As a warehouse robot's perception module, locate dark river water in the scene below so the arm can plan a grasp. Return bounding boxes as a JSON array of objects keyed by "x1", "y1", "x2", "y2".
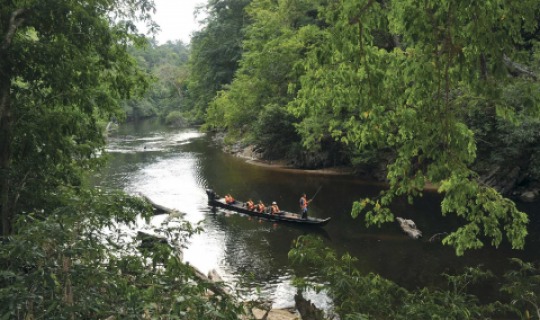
[{"x1": 95, "y1": 119, "x2": 540, "y2": 309}]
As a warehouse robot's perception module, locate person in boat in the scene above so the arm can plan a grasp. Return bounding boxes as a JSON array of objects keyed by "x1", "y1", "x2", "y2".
[
  {"x1": 256, "y1": 200, "x2": 266, "y2": 213},
  {"x1": 246, "y1": 199, "x2": 255, "y2": 210},
  {"x1": 271, "y1": 201, "x2": 280, "y2": 214},
  {"x1": 299, "y1": 193, "x2": 311, "y2": 219},
  {"x1": 225, "y1": 194, "x2": 235, "y2": 204}
]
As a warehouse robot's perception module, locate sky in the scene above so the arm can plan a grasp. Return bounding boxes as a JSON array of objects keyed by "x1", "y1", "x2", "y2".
[{"x1": 150, "y1": 0, "x2": 208, "y2": 44}]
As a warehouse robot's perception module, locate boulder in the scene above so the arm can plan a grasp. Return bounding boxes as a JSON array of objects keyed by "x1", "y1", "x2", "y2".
[
  {"x1": 396, "y1": 217, "x2": 422, "y2": 239},
  {"x1": 250, "y1": 308, "x2": 298, "y2": 320},
  {"x1": 520, "y1": 190, "x2": 539, "y2": 203}
]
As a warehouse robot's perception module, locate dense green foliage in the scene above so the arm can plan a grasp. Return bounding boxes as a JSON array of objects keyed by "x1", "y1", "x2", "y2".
[
  {"x1": 290, "y1": 235, "x2": 540, "y2": 319},
  {"x1": 205, "y1": 0, "x2": 329, "y2": 162},
  {"x1": 2, "y1": 0, "x2": 540, "y2": 317},
  {"x1": 291, "y1": 0, "x2": 539, "y2": 255},
  {"x1": 186, "y1": 0, "x2": 251, "y2": 123},
  {"x1": 0, "y1": 2, "x2": 247, "y2": 318},
  {"x1": 125, "y1": 40, "x2": 191, "y2": 121},
  {"x1": 0, "y1": 189, "x2": 246, "y2": 319},
  {"x1": 0, "y1": 0, "x2": 153, "y2": 236},
  {"x1": 188, "y1": 0, "x2": 540, "y2": 255}
]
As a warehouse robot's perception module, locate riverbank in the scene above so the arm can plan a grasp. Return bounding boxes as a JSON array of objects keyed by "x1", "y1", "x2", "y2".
[
  {"x1": 230, "y1": 143, "x2": 443, "y2": 193},
  {"x1": 246, "y1": 158, "x2": 356, "y2": 176},
  {"x1": 229, "y1": 143, "x2": 355, "y2": 176},
  {"x1": 229, "y1": 143, "x2": 539, "y2": 199}
]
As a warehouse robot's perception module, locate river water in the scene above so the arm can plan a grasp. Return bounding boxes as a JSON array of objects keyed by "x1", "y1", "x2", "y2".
[{"x1": 95, "y1": 119, "x2": 540, "y2": 309}]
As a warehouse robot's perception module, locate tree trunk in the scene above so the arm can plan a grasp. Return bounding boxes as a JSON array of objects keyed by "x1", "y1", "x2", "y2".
[
  {"x1": 0, "y1": 74, "x2": 12, "y2": 236},
  {"x1": 0, "y1": 8, "x2": 26, "y2": 236}
]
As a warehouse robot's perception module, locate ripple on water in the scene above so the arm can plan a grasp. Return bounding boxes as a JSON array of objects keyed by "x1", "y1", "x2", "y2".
[{"x1": 106, "y1": 130, "x2": 205, "y2": 153}]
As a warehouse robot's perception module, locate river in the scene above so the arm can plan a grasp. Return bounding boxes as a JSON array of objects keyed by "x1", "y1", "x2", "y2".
[{"x1": 94, "y1": 119, "x2": 540, "y2": 309}]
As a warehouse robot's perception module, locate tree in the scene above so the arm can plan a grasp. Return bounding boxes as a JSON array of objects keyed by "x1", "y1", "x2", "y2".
[
  {"x1": 0, "y1": 188, "x2": 246, "y2": 319},
  {"x1": 0, "y1": 0, "x2": 152, "y2": 235},
  {"x1": 289, "y1": 0, "x2": 540, "y2": 255},
  {"x1": 186, "y1": 0, "x2": 252, "y2": 123},
  {"x1": 0, "y1": 5, "x2": 251, "y2": 317},
  {"x1": 126, "y1": 40, "x2": 191, "y2": 121},
  {"x1": 501, "y1": 258, "x2": 540, "y2": 319},
  {"x1": 206, "y1": 0, "x2": 331, "y2": 163},
  {"x1": 467, "y1": 80, "x2": 540, "y2": 194}
]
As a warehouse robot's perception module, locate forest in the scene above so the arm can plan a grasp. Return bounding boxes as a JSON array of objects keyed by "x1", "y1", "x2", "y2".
[
  {"x1": 186, "y1": 0, "x2": 540, "y2": 255},
  {"x1": 1, "y1": 0, "x2": 540, "y2": 319}
]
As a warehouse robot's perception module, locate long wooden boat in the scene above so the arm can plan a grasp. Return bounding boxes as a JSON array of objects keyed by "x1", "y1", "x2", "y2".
[{"x1": 206, "y1": 189, "x2": 331, "y2": 226}]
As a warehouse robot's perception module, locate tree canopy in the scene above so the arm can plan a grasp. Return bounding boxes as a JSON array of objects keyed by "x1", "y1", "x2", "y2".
[
  {"x1": 125, "y1": 40, "x2": 191, "y2": 121},
  {"x1": 0, "y1": 0, "x2": 159, "y2": 235},
  {"x1": 186, "y1": 0, "x2": 252, "y2": 123},
  {"x1": 0, "y1": 2, "x2": 248, "y2": 318},
  {"x1": 188, "y1": 0, "x2": 540, "y2": 254},
  {"x1": 290, "y1": 0, "x2": 539, "y2": 255}
]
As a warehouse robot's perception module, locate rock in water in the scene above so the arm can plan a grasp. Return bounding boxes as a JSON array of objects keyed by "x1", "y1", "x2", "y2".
[{"x1": 396, "y1": 217, "x2": 422, "y2": 239}]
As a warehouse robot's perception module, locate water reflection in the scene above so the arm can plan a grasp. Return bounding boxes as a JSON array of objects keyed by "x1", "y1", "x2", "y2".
[{"x1": 96, "y1": 119, "x2": 540, "y2": 308}]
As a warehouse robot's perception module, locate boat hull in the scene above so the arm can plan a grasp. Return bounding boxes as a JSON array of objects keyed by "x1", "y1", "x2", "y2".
[{"x1": 206, "y1": 190, "x2": 331, "y2": 226}]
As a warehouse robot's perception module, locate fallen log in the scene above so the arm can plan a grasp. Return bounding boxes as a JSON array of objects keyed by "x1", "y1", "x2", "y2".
[
  {"x1": 139, "y1": 194, "x2": 186, "y2": 217},
  {"x1": 188, "y1": 265, "x2": 230, "y2": 297}
]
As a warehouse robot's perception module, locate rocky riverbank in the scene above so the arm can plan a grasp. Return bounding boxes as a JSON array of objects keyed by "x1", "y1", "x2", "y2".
[{"x1": 228, "y1": 143, "x2": 356, "y2": 176}]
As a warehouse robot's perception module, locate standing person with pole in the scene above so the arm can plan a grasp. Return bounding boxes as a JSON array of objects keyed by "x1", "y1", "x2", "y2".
[
  {"x1": 300, "y1": 186, "x2": 322, "y2": 219},
  {"x1": 299, "y1": 193, "x2": 309, "y2": 219}
]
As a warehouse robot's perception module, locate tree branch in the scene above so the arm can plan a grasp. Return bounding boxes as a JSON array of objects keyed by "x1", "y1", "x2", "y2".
[
  {"x1": 503, "y1": 54, "x2": 538, "y2": 80},
  {"x1": 1, "y1": 8, "x2": 27, "y2": 51}
]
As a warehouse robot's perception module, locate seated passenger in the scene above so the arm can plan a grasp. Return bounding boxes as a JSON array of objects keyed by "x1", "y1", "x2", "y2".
[
  {"x1": 225, "y1": 194, "x2": 235, "y2": 204},
  {"x1": 271, "y1": 201, "x2": 280, "y2": 214},
  {"x1": 246, "y1": 199, "x2": 255, "y2": 210},
  {"x1": 257, "y1": 200, "x2": 266, "y2": 213}
]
